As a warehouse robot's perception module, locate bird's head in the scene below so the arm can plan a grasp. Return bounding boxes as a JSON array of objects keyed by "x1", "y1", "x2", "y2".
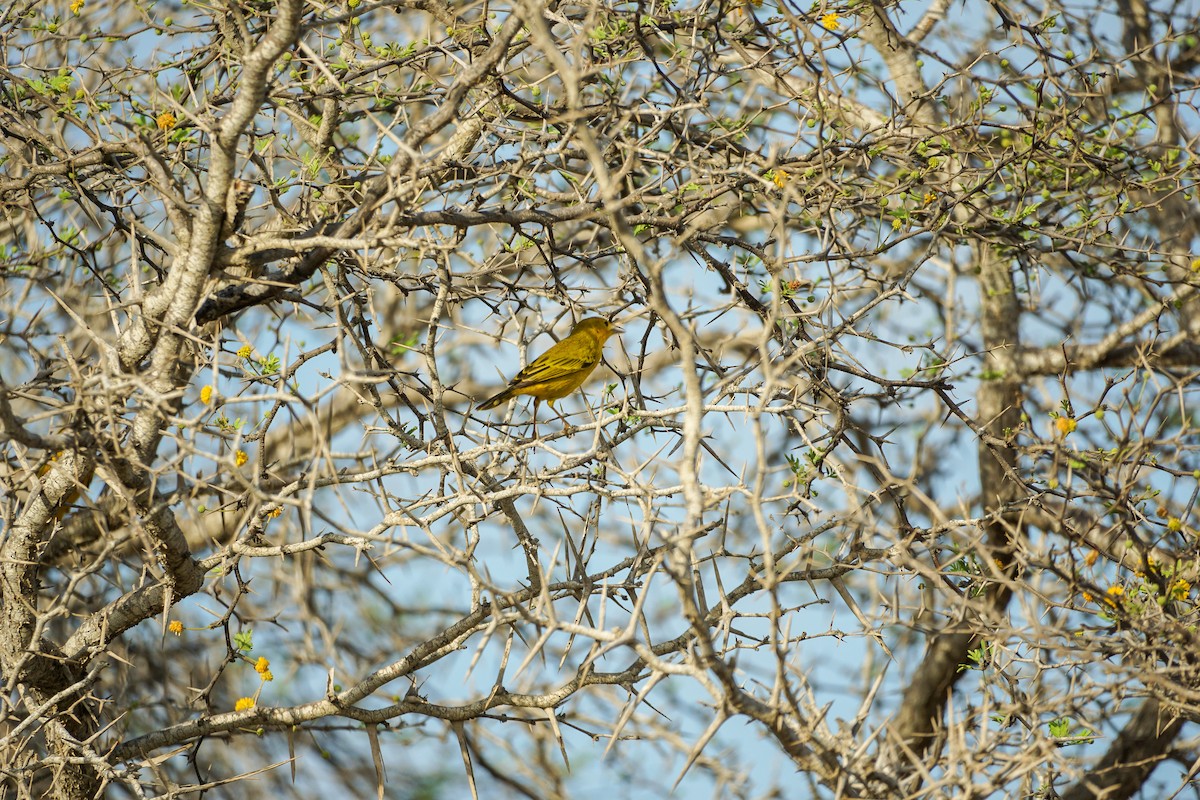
[{"x1": 572, "y1": 317, "x2": 622, "y2": 340}]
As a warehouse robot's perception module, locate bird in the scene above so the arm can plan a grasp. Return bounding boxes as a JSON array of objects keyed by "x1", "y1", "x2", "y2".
[{"x1": 478, "y1": 317, "x2": 622, "y2": 433}]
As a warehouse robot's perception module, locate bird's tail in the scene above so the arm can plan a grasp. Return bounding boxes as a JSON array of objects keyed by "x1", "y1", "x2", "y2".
[{"x1": 477, "y1": 388, "x2": 515, "y2": 410}]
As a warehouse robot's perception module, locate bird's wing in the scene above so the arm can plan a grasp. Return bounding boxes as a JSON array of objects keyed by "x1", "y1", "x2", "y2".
[{"x1": 510, "y1": 339, "x2": 599, "y2": 387}]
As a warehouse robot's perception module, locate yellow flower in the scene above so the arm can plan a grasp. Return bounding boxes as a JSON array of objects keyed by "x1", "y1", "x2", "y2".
[
  {"x1": 235, "y1": 450, "x2": 248, "y2": 467},
  {"x1": 923, "y1": 191, "x2": 937, "y2": 205},
  {"x1": 1167, "y1": 517, "x2": 1183, "y2": 533},
  {"x1": 1054, "y1": 416, "x2": 1076, "y2": 436},
  {"x1": 1191, "y1": 257, "x2": 1200, "y2": 272},
  {"x1": 169, "y1": 620, "x2": 184, "y2": 636},
  {"x1": 1095, "y1": 585, "x2": 1124, "y2": 608},
  {"x1": 70, "y1": 0, "x2": 84, "y2": 14},
  {"x1": 1081, "y1": 591, "x2": 1093, "y2": 603},
  {"x1": 1169, "y1": 579, "x2": 1190, "y2": 601},
  {"x1": 772, "y1": 170, "x2": 789, "y2": 188},
  {"x1": 821, "y1": 12, "x2": 840, "y2": 30},
  {"x1": 254, "y1": 656, "x2": 275, "y2": 681},
  {"x1": 236, "y1": 344, "x2": 253, "y2": 360},
  {"x1": 265, "y1": 507, "x2": 282, "y2": 519},
  {"x1": 200, "y1": 385, "x2": 214, "y2": 404},
  {"x1": 235, "y1": 697, "x2": 256, "y2": 712},
  {"x1": 156, "y1": 111, "x2": 176, "y2": 131}
]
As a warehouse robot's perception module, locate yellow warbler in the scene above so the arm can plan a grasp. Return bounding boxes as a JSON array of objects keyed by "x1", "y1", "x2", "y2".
[{"x1": 478, "y1": 317, "x2": 621, "y2": 428}]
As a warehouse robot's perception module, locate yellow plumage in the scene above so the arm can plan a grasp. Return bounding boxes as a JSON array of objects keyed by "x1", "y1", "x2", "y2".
[{"x1": 478, "y1": 317, "x2": 621, "y2": 426}]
